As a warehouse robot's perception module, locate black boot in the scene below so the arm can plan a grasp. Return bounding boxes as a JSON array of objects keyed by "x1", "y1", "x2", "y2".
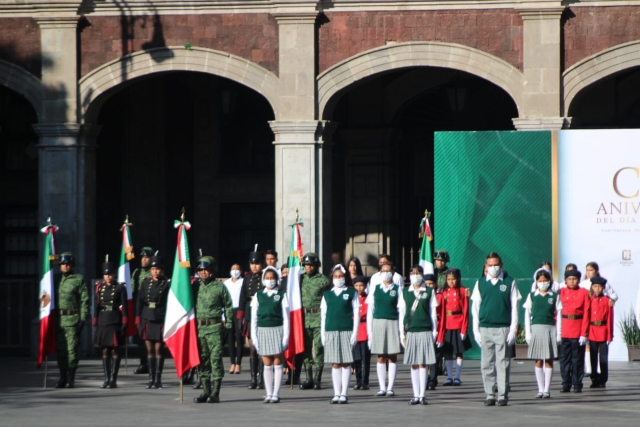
[
  {"x1": 108, "y1": 358, "x2": 121, "y2": 389},
  {"x1": 101, "y1": 358, "x2": 111, "y2": 389},
  {"x1": 134, "y1": 357, "x2": 149, "y2": 374},
  {"x1": 257, "y1": 360, "x2": 265, "y2": 390},
  {"x1": 248, "y1": 358, "x2": 258, "y2": 389},
  {"x1": 194, "y1": 380, "x2": 211, "y2": 403},
  {"x1": 299, "y1": 366, "x2": 314, "y2": 390},
  {"x1": 193, "y1": 369, "x2": 202, "y2": 389},
  {"x1": 208, "y1": 380, "x2": 221, "y2": 403},
  {"x1": 54, "y1": 369, "x2": 67, "y2": 389},
  {"x1": 155, "y1": 358, "x2": 164, "y2": 389},
  {"x1": 313, "y1": 365, "x2": 323, "y2": 390},
  {"x1": 66, "y1": 368, "x2": 76, "y2": 388},
  {"x1": 145, "y1": 358, "x2": 156, "y2": 389},
  {"x1": 182, "y1": 367, "x2": 195, "y2": 385}
]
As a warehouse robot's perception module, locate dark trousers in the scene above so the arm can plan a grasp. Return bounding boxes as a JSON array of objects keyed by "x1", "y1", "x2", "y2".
[
  {"x1": 428, "y1": 344, "x2": 444, "y2": 386},
  {"x1": 353, "y1": 341, "x2": 371, "y2": 386},
  {"x1": 589, "y1": 341, "x2": 609, "y2": 385},
  {"x1": 560, "y1": 338, "x2": 585, "y2": 389},
  {"x1": 227, "y1": 309, "x2": 244, "y2": 365}
]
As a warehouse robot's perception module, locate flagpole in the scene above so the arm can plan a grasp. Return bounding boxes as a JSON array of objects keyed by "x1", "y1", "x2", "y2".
[{"x1": 43, "y1": 356, "x2": 47, "y2": 389}]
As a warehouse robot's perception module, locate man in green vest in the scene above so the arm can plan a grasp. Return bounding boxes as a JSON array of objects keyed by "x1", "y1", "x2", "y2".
[
  {"x1": 471, "y1": 252, "x2": 521, "y2": 407},
  {"x1": 299, "y1": 252, "x2": 330, "y2": 390},
  {"x1": 132, "y1": 246, "x2": 153, "y2": 374},
  {"x1": 434, "y1": 250, "x2": 450, "y2": 290}
]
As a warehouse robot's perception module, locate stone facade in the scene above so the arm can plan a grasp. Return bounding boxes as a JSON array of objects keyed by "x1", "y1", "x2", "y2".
[{"x1": 0, "y1": 18, "x2": 41, "y2": 78}]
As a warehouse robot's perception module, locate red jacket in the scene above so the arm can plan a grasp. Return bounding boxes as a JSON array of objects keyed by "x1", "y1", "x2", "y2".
[
  {"x1": 588, "y1": 295, "x2": 614, "y2": 343},
  {"x1": 357, "y1": 294, "x2": 368, "y2": 342},
  {"x1": 560, "y1": 287, "x2": 591, "y2": 339},
  {"x1": 440, "y1": 286, "x2": 469, "y2": 336}
]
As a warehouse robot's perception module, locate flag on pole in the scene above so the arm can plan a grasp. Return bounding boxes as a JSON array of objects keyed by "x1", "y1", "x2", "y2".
[
  {"x1": 38, "y1": 219, "x2": 58, "y2": 368},
  {"x1": 163, "y1": 213, "x2": 200, "y2": 378},
  {"x1": 119, "y1": 217, "x2": 137, "y2": 337},
  {"x1": 283, "y1": 213, "x2": 305, "y2": 368},
  {"x1": 419, "y1": 210, "x2": 434, "y2": 275}
]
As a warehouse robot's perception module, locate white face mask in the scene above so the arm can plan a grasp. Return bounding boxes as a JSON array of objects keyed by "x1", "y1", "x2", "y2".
[
  {"x1": 333, "y1": 278, "x2": 346, "y2": 288},
  {"x1": 410, "y1": 275, "x2": 423, "y2": 285},
  {"x1": 487, "y1": 265, "x2": 501, "y2": 278},
  {"x1": 381, "y1": 271, "x2": 393, "y2": 283},
  {"x1": 230, "y1": 270, "x2": 241, "y2": 279},
  {"x1": 538, "y1": 281, "x2": 551, "y2": 291},
  {"x1": 263, "y1": 279, "x2": 277, "y2": 289}
]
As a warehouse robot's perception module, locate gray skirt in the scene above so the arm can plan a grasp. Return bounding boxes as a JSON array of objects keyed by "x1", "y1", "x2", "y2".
[
  {"x1": 528, "y1": 324, "x2": 558, "y2": 360},
  {"x1": 371, "y1": 318, "x2": 401, "y2": 355},
  {"x1": 257, "y1": 326, "x2": 284, "y2": 356},
  {"x1": 325, "y1": 330, "x2": 354, "y2": 364},
  {"x1": 404, "y1": 331, "x2": 436, "y2": 365}
]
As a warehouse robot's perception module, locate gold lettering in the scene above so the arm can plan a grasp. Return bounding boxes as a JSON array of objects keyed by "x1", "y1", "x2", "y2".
[{"x1": 613, "y1": 167, "x2": 640, "y2": 198}]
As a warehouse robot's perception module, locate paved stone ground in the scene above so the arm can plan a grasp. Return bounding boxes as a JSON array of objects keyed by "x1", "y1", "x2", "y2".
[{"x1": 1, "y1": 356, "x2": 639, "y2": 427}]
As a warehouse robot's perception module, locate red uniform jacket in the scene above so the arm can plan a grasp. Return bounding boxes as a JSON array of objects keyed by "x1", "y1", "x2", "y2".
[
  {"x1": 588, "y1": 295, "x2": 614, "y2": 343},
  {"x1": 560, "y1": 287, "x2": 591, "y2": 339},
  {"x1": 357, "y1": 294, "x2": 368, "y2": 342},
  {"x1": 435, "y1": 292, "x2": 446, "y2": 343}
]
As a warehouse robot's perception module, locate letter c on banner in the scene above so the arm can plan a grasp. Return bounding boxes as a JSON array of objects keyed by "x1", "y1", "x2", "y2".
[{"x1": 613, "y1": 167, "x2": 640, "y2": 198}]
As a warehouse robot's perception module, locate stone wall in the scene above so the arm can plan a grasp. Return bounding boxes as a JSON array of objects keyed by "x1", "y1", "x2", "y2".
[
  {"x1": 0, "y1": 18, "x2": 41, "y2": 78},
  {"x1": 79, "y1": 13, "x2": 278, "y2": 77},
  {"x1": 318, "y1": 10, "x2": 523, "y2": 73}
]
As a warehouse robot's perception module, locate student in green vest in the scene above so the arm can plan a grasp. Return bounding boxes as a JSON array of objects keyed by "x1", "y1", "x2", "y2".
[
  {"x1": 400, "y1": 265, "x2": 439, "y2": 405},
  {"x1": 321, "y1": 265, "x2": 360, "y2": 404},
  {"x1": 250, "y1": 266, "x2": 289, "y2": 403},
  {"x1": 367, "y1": 262, "x2": 403, "y2": 397},
  {"x1": 471, "y1": 252, "x2": 521, "y2": 406},
  {"x1": 523, "y1": 268, "x2": 563, "y2": 398}
]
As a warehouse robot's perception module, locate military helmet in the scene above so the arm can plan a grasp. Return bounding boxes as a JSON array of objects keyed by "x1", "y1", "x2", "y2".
[
  {"x1": 434, "y1": 250, "x2": 450, "y2": 262},
  {"x1": 150, "y1": 256, "x2": 164, "y2": 268},
  {"x1": 301, "y1": 252, "x2": 321, "y2": 267},
  {"x1": 102, "y1": 262, "x2": 117, "y2": 275},
  {"x1": 197, "y1": 256, "x2": 218, "y2": 275},
  {"x1": 249, "y1": 251, "x2": 264, "y2": 264},
  {"x1": 59, "y1": 252, "x2": 75, "y2": 265},
  {"x1": 140, "y1": 247, "x2": 154, "y2": 257}
]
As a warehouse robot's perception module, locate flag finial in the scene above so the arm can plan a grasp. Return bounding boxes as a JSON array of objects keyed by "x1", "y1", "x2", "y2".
[
  {"x1": 295, "y1": 208, "x2": 299, "y2": 223},
  {"x1": 105, "y1": 254, "x2": 109, "y2": 262},
  {"x1": 181, "y1": 207, "x2": 185, "y2": 223},
  {"x1": 424, "y1": 209, "x2": 430, "y2": 218},
  {"x1": 125, "y1": 214, "x2": 129, "y2": 223},
  {"x1": 155, "y1": 250, "x2": 159, "y2": 256},
  {"x1": 254, "y1": 243, "x2": 258, "y2": 251},
  {"x1": 47, "y1": 213, "x2": 52, "y2": 225},
  {"x1": 199, "y1": 248, "x2": 202, "y2": 257}
]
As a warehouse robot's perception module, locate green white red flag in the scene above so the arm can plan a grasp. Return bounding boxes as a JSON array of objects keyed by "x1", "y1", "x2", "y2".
[
  {"x1": 37, "y1": 219, "x2": 58, "y2": 368},
  {"x1": 118, "y1": 218, "x2": 137, "y2": 337},
  {"x1": 419, "y1": 211, "x2": 434, "y2": 274},
  {"x1": 283, "y1": 217, "x2": 305, "y2": 368}
]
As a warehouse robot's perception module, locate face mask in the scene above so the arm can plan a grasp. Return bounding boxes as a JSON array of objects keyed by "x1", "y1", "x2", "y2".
[
  {"x1": 487, "y1": 265, "x2": 501, "y2": 278},
  {"x1": 410, "y1": 275, "x2": 423, "y2": 285},
  {"x1": 538, "y1": 281, "x2": 550, "y2": 291},
  {"x1": 333, "y1": 278, "x2": 346, "y2": 288},
  {"x1": 381, "y1": 271, "x2": 393, "y2": 282},
  {"x1": 230, "y1": 270, "x2": 241, "y2": 279},
  {"x1": 263, "y1": 279, "x2": 277, "y2": 289}
]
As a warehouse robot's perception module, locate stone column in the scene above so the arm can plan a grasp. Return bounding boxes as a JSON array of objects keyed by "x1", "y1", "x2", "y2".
[{"x1": 513, "y1": 2, "x2": 569, "y2": 130}]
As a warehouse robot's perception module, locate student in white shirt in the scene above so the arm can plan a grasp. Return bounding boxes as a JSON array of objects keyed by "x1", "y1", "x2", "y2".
[
  {"x1": 368, "y1": 254, "x2": 405, "y2": 292},
  {"x1": 224, "y1": 263, "x2": 244, "y2": 374},
  {"x1": 529, "y1": 262, "x2": 560, "y2": 293}
]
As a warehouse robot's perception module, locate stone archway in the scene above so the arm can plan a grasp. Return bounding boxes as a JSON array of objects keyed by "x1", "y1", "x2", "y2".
[
  {"x1": 317, "y1": 41, "x2": 527, "y2": 118},
  {"x1": 0, "y1": 59, "x2": 43, "y2": 121},
  {"x1": 79, "y1": 46, "x2": 281, "y2": 122},
  {"x1": 563, "y1": 41, "x2": 640, "y2": 116}
]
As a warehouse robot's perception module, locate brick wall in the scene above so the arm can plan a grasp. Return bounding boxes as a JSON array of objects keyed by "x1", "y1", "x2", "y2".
[
  {"x1": 79, "y1": 14, "x2": 278, "y2": 77},
  {"x1": 564, "y1": 6, "x2": 640, "y2": 70},
  {"x1": 0, "y1": 18, "x2": 41, "y2": 78},
  {"x1": 318, "y1": 10, "x2": 523, "y2": 74}
]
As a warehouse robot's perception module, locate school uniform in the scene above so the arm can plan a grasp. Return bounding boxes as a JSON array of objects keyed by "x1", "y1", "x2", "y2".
[
  {"x1": 441, "y1": 286, "x2": 471, "y2": 355},
  {"x1": 223, "y1": 277, "x2": 244, "y2": 367},
  {"x1": 352, "y1": 294, "x2": 371, "y2": 389},
  {"x1": 400, "y1": 285, "x2": 438, "y2": 366},
  {"x1": 588, "y1": 294, "x2": 613, "y2": 387},
  {"x1": 559, "y1": 286, "x2": 590, "y2": 392},
  {"x1": 580, "y1": 278, "x2": 616, "y2": 375}
]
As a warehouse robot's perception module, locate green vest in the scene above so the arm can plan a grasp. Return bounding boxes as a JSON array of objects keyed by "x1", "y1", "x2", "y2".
[
  {"x1": 373, "y1": 284, "x2": 400, "y2": 320},
  {"x1": 257, "y1": 289, "x2": 285, "y2": 327},
  {"x1": 478, "y1": 274, "x2": 512, "y2": 328},
  {"x1": 403, "y1": 287, "x2": 433, "y2": 332},
  {"x1": 530, "y1": 291, "x2": 557, "y2": 326},
  {"x1": 324, "y1": 287, "x2": 356, "y2": 332}
]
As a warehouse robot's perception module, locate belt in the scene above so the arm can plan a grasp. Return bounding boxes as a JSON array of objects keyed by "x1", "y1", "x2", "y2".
[
  {"x1": 197, "y1": 318, "x2": 221, "y2": 326},
  {"x1": 446, "y1": 310, "x2": 463, "y2": 316},
  {"x1": 100, "y1": 307, "x2": 114, "y2": 312},
  {"x1": 148, "y1": 302, "x2": 157, "y2": 309},
  {"x1": 360, "y1": 316, "x2": 367, "y2": 323},
  {"x1": 562, "y1": 314, "x2": 583, "y2": 320},
  {"x1": 58, "y1": 309, "x2": 78, "y2": 315},
  {"x1": 304, "y1": 308, "x2": 320, "y2": 314},
  {"x1": 590, "y1": 320, "x2": 607, "y2": 326}
]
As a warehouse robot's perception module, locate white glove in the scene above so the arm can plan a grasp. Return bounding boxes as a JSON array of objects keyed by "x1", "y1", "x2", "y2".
[
  {"x1": 506, "y1": 331, "x2": 516, "y2": 347},
  {"x1": 321, "y1": 333, "x2": 326, "y2": 347},
  {"x1": 432, "y1": 330, "x2": 438, "y2": 341},
  {"x1": 282, "y1": 339, "x2": 289, "y2": 351},
  {"x1": 556, "y1": 335, "x2": 562, "y2": 344},
  {"x1": 474, "y1": 329, "x2": 482, "y2": 346},
  {"x1": 525, "y1": 332, "x2": 531, "y2": 346},
  {"x1": 350, "y1": 333, "x2": 357, "y2": 347},
  {"x1": 460, "y1": 333, "x2": 466, "y2": 341},
  {"x1": 253, "y1": 341, "x2": 259, "y2": 353},
  {"x1": 368, "y1": 339, "x2": 372, "y2": 350},
  {"x1": 578, "y1": 336, "x2": 587, "y2": 346},
  {"x1": 437, "y1": 342, "x2": 444, "y2": 348},
  {"x1": 606, "y1": 341, "x2": 611, "y2": 345},
  {"x1": 400, "y1": 335, "x2": 406, "y2": 349}
]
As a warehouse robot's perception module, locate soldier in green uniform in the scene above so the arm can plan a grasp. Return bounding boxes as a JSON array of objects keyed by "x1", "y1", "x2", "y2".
[
  {"x1": 193, "y1": 256, "x2": 234, "y2": 403},
  {"x1": 132, "y1": 247, "x2": 153, "y2": 374},
  {"x1": 299, "y1": 252, "x2": 331, "y2": 390},
  {"x1": 434, "y1": 250, "x2": 450, "y2": 290},
  {"x1": 53, "y1": 252, "x2": 89, "y2": 388}
]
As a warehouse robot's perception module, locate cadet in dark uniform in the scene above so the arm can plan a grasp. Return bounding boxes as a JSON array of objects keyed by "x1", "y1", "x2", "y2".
[
  {"x1": 94, "y1": 261, "x2": 128, "y2": 388},
  {"x1": 131, "y1": 247, "x2": 153, "y2": 374},
  {"x1": 237, "y1": 250, "x2": 265, "y2": 389},
  {"x1": 53, "y1": 252, "x2": 89, "y2": 388},
  {"x1": 136, "y1": 255, "x2": 170, "y2": 389}
]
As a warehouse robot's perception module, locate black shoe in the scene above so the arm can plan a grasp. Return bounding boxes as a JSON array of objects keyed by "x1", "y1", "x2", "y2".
[
  {"x1": 362, "y1": 384, "x2": 370, "y2": 390},
  {"x1": 194, "y1": 380, "x2": 211, "y2": 403},
  {"x1": 54, "y1": 370, "x2": 67, "y2": 389},
  {"x1": 560, "y1": 387, "x2": 571, "y2": 393},
  {"x1": 101, "y1": 358, "x2": 111, "y2": 389},
  {"x1": 419, "y1": 397, "x2": 428, "y2": 405},
  {"x1": 427, "y1": 384, "x2": 436, "y2": 390},
  {"x1": 108, "y1": 358, "x2": 121, "y2": 389},
  {"x1": 484, "y1": 399, "x2": 496, "y2": 406},
  {"x1": 408, "y1": 397, "x2": 420, "y2": 405},
  {"x1": 353, "y1": 384, "x2": 362, "y2": 390},
  {"x1": 572, "y1": 387, "x2": 582, "y2": 393},
  {"x1": 313, "y1": 383, "x2": 322, "y2": 390},
  {"x1": 590, "y1": 383, "x2": 599, "y2": 389},
  {"x1": 134, "y1": 364, "x2": 149, "y2": 374},
  {"x1": 443, "y1": 378, "x2": 453, "y2": 386},
  {"x1": 497, "y1": 400, "x2": 508, "y2": 406},
  {"x1": 598, "y1": 384, "x2": 606, "y2": 388},
  {"x1": 66, "y1": 369, "x2": 76, "y2": 388},
  {"x1": 300, "y1": 380, "x2": 314, "y2": 390}
]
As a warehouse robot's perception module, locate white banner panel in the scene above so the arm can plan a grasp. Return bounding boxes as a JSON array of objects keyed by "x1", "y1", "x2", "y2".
[{"x1": 558, "y1": 129, "x2": 640, "y2": 361}]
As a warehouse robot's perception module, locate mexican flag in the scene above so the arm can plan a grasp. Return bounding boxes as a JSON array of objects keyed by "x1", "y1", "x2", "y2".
[
  {"x1": 283, "y1": 218, "x2": 305, "y2": 368},
  {"x1": 37, "y1": 220, "x2": 58, "y2": 368},
  {"x1": 163, "y1": 218, "x2": 200, "y2": 378},
  {"x1": 419, "y1": 212, "x2": 434, "y2": 274},
  {"x1": 118, "y1": 219, "x2": 137, "y2": 337}
]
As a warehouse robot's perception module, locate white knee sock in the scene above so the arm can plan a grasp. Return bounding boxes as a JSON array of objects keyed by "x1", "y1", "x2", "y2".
[
  {"x1": 418, "y1": 367, "x2": 427, "y2": 398},
  {"x1": 376, "y1": 363, "x2": 387, "y2": 391},
  {"x1": 544, "y1": 367, "x2": 553, "y2": 393},
  {"x1": 341, "y1": 367, "x2": 351, "y2": 396},
  {"x1": 332, "y1": 367, "x2": 341, "y2": 396},
  {"x1": 264, "y1": 365, "x2": 274, "y2": 397},
  {"x1": 273, "y1": 364, "x2": 283, "y2": 397},
  {"x1": 455, "y1": 359, "x2": 463, "y2": 380},
  {"x1": 446, "y1": 360, "x2": 453, "y2": 379},
  {"x1": 534, "y1": 367, "x2": 544, "y2": 393},
  {"x1": 387, "y1": 362, "x2": 397, "y2": 391},
  {"x1": 410, "y1": 368, "x2": 420, "y2": 397}
]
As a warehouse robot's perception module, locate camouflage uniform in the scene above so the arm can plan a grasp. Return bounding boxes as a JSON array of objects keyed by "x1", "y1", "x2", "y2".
[{"x1": 300, "y1": 271, "x2": 330, "y2": 387}]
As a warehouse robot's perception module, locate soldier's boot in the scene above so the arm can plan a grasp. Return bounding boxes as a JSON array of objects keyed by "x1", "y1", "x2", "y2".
[
  {"x1": 313, "y1": 365, "x2": 323, "y2": 390},
  {"x1": 257, "y1": 360, "x2": 265, "y2": 390},
  {"x1": 299, "y1": 366, "x2": 314, "y2": 390},
  {"x1": 285, "y1": 368, "x2": 301, "y2": 385},
  {"x1": 108, "y1": 357, "x2": 121, "y2": 389},
  {"x1": 145, "y1": 358, "x2": 157, "y2": 389},
  {"x1": 247, "y1": 358, "x2": 258, "y2": 390},
  {"x1": 193, "y1": 369, "x2": 203, "y2": 389},
  {"x1": 101, "y1": 358, "x2": 111, "y2": 389},
  {"x1": 134, "y1": 356, "x2": 149, "y2": 374},
  {"x1": 66, "y1": 368, "x2": 76, "y2": 388},
  {"x1": 207, "y1": 380, "x2": 221, "y2": 403},
  {"x1": 182, "y1": 367, "x2": 195, "y2": 385},
  {"x1": 155, "y1": 358, "x2": 165, "y2": 389},
  {"x1": 54, "y1": 369, "x2": 68, "y2": 389},
  {"x1": 193, "y1": 380, "x2": 211, "y2": 403}
]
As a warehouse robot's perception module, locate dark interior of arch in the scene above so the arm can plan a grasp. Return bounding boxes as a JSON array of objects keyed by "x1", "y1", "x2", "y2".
[
  {"x1": 96, "y1": 71, "x2": 275, "y2": 273},
  {"x1": 327, "y1": 67, "x2": 518, "y2": 276},
  {"x1": 569, "y1": 66, "x2": 640, "y2": 129}
]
